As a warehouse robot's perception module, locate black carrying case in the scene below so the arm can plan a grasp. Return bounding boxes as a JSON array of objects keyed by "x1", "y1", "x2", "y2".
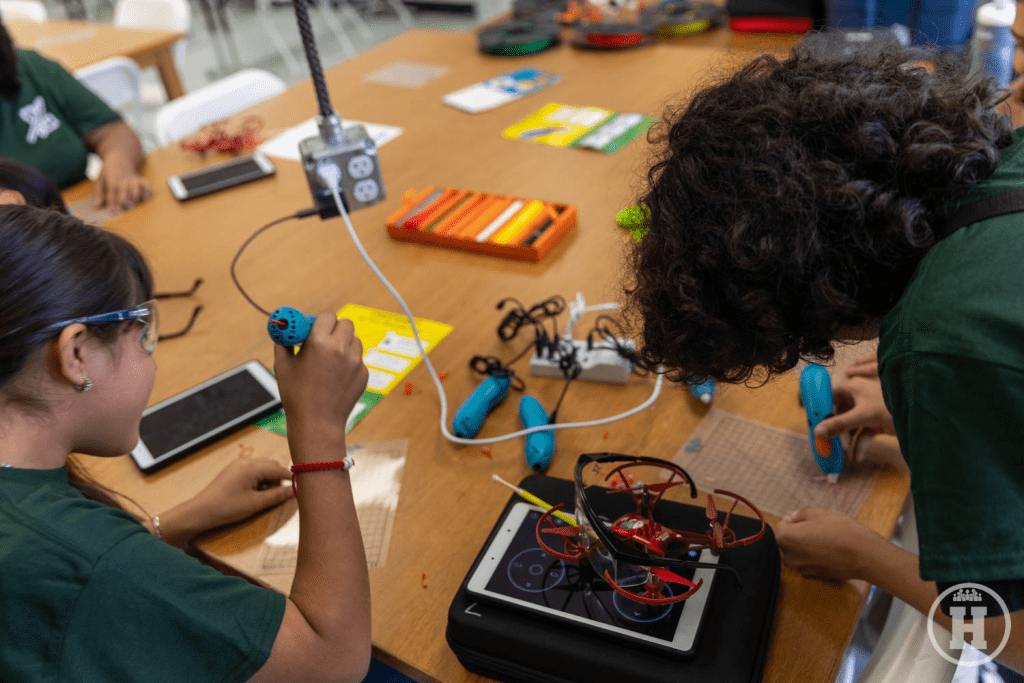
[{"x1": 446, "y1": 474, "x2": 781, "y2": 683}]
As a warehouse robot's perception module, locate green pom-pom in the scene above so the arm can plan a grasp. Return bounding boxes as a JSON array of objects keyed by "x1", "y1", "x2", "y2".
[{"x1": 615, "y1": 205, "x2": 649, "y2": 242}]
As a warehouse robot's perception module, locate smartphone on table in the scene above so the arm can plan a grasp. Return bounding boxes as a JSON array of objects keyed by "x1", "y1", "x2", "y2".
[{"x1": 167, "y1": 152, "x2": 276, "y2": 201}]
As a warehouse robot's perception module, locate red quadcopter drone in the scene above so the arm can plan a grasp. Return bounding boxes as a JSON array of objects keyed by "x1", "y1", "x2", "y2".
[{"x1": 535, "y1": 453, "x2": 765, "y2": 606}]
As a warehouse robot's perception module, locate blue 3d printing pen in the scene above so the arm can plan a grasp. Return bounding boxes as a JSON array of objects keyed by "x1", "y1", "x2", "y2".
[
  {"x1": 453, "y1": 374, "x2": 512, "y2": 438},
  {"x1": 268, "y1": 306, "x2": 315, "y2": 346},
  {"x1": 519, "y1": 395, "x2": 555, "y2": 472},
  {"x1": 688, "y1": 378, "x2": 715, "y2": 404},
  {"x1": 799, "y1": 363, "x2": 844, "y2": 482}
]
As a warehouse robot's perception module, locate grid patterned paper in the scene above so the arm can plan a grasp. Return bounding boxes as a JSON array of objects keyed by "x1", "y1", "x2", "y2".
[
  {"x1": 672, "y1": 409, "x2": 879, "y2": 519},
  {"x1": 257, "y1": 439, "x2": 408, "y2": 574}
]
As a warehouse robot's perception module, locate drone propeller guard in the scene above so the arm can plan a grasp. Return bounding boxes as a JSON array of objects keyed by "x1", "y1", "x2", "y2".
[{"x1": 533, "y1": 452, "x2": 765, "y2": 606}]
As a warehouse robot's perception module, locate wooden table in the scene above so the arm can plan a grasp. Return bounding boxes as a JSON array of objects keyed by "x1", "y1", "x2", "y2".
[
  {"x1": 71, "y1": 27, "x2": 911, "y2": 683},
  {"x1": 7, "y1": 19, "x2": 186, "y2": 99}
]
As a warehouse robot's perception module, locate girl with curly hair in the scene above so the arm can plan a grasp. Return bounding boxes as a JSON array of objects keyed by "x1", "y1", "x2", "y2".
[{"x1": 624, "y1": 34, "x2": 1024, "y2": 670}]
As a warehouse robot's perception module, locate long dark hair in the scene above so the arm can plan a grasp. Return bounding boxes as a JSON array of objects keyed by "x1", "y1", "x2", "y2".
[
  {"x1": 0, "y1": 21, "x2": 20, "y2": 100},
  {"x1": 0, "y1": 158, "x2": 67, "y2": 212},
  {"x1": 623, "y1": 37, "x2": 1011, "y2": 385},
  {"x1": 0, "y1": 204, "x2": 154, "y2": 508}
]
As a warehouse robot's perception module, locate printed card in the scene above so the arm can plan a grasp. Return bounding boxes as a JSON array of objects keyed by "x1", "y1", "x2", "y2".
[
  {"x1": 502, "y1": 103, "x2": 656, "y2": 153},
  {"x1": 443, "y1": 67, "x2": 561, "y2": 114}
]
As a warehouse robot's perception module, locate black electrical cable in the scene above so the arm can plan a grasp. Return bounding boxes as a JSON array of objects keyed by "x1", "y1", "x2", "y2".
[
  {"x1": 291, "y1": 0, "x2": 334, "y2": 118},
  {"x1": 587, "y1": 314, "x2": 645, "y2": 374},
  {"x1": 230, "y1": 207, "x2": 318, "y2": 316},
  {"x1": 548, "y1": 376, "x2": 574, "y2": 423},
  {"x1": 469, "y1": 355, "x2": 526, "y2": 391},
  {"x1": 495, "y1": 296, "x2": 578, "y2": 378}
]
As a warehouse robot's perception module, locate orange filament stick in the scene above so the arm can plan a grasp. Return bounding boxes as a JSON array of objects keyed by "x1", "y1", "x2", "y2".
[{"x1": 452, "y1": 197, "x2": 515, "y2": 239}]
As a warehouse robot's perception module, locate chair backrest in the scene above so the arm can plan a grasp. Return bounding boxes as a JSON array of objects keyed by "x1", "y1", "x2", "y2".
[
  {"x1": 75, "y1": 57, "x2": 142, "y2": 111},
  {"x1": 113, "y1": 0, "x2": 190, "y2": 76},
  {"x1": 113, "y1": 0, "x2": 189, "y2": 32},
  {"x1": 0, "y1": 0, "x2": 47, "y2": 22},
  {"x1": 154, "y1": 69, "x2": 287, "y2": 146}
]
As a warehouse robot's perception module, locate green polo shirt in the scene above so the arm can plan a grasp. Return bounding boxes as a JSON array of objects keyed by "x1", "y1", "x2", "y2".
[
  {"x1": 0, "y1": 465, "x2": 285, "y2": 682},
  {"x1": 878, "y1": 127, "x2": 1024, "y2": 583},
  {"x1": 0, "y1": 50, "x2": 120, "y2": 188}
]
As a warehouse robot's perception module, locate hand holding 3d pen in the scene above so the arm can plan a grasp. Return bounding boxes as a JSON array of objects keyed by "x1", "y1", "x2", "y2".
[
  {"x1": 269, "y1": 308, "x2": 369, "y2": 449},
  {"x1": 800, "y1": 353, "x2": 900, "y2": 481}
]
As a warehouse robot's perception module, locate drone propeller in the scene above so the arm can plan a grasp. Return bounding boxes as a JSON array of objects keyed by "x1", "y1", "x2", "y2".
[
  {"x1": 602, "y1": 568, "x2": 704, "y2": 605},
  {"x1": 644, "y1": 480, "x2": 687, "y2": 493},
  {"x1": 649, "y1": 566, "x2": 698, "y2": 589},
  {"x1": 706, "y1": 495, "x2": 725, "y2": 548}
]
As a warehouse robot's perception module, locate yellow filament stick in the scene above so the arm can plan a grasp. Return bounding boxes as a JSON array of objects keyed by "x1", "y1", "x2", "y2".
[
  {"x1": 491, "y1": 200, "x2": 546, "y2": 245},
  {"x1": 492, "y1": 474, "x2": 578, "y2": 526}
]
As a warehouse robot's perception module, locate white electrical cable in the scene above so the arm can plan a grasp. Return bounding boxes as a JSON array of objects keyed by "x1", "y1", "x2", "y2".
[
  {"x1": 563, "y1": 292, "x2": 619, "y2": 341},
  {"x1": 323, "y1": 173, "x2": 663, "y2": 446}
]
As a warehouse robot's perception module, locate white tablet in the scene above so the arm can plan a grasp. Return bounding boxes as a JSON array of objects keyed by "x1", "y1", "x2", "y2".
[{"x1": 465, "y1": 502, "x2": 719, "y2": 659}]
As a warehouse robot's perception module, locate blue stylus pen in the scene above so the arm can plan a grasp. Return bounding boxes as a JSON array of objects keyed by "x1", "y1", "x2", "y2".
[
  {"x1": 453, "y1": 374, "x2": 511, "y2": 438},
  {"x1": 799, "y1": 363, "x2": 844, "y2": 482}
]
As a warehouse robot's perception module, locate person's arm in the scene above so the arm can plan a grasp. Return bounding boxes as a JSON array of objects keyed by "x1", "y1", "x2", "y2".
[
  {"x1": 864, "y1": 539, "x2": 1024, "y2": 673},
  {"x1": 248, "y1": 313, "x2": 372, "y2": 683},
  {"x1": 777, "y1": 509, "x2": 1024, "y2": 673},
  {"x1": 82, "y1": 119, "x2": 152, "y2": 212}
]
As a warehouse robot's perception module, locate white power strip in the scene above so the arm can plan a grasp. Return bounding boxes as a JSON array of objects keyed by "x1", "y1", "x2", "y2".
[{"x1": 529, "y1": 338, "x2": 634, "y2": 384}]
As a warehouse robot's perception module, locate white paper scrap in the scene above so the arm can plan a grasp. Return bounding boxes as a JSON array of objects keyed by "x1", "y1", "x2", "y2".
[
  {"x1": 364, "y1": 61, "x2": 449, "y2": 88},
  {"x1": 259, "y1": 118, "x2": 403, "y2": 162}
]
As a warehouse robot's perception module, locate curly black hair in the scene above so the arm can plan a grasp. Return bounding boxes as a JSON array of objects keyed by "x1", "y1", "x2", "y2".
[{"x1": 623, "y1": 37, "x2": 1013, "y2": 385}]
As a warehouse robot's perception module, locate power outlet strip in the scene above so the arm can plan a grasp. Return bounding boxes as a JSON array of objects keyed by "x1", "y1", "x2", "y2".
[{"x1": 529, "y1": 338, "x2": 634, "y2": 384}]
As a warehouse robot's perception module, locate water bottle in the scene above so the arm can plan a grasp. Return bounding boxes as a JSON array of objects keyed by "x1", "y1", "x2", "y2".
[
  {"x1": 825, "y1": 0, "x2": 876, "y2": 30},
  {"x1": 971, "y1": 0, "x2": 1016, "y2": 88}
]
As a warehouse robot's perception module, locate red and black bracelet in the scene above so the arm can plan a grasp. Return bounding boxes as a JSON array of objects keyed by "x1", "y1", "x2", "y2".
[{"x1": 290, "y1": 457, "x2": 355, "y2": 495}]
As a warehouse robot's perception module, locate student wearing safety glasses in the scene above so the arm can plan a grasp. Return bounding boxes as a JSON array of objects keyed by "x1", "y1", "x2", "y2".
[{"x1": 0, "y1": 204, "x2": 374, "y2": 683}]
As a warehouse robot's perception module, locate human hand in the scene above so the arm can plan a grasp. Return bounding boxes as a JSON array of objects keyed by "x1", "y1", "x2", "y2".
[
  {"x1": 94, "y1": 160, "x2": 152, "y2": 213},
  {"x1": 273, "y1": 313, "x2": 369, "y2": 460},
  {"x1": 844, "y1": 351, "x2": 878, "y2": 380},
  {"x1": 775, "y1": 508, "x2": 887, "y2": 582},
  {"x1": 187, "y1": 457, "x2": 292, "y2": 532},
  {"x1": 814, "y1": 374, "x2": 895, "y2": 440}
]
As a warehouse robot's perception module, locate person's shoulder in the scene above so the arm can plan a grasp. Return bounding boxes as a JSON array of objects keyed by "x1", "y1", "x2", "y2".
[
  {"x1": 882, "y1": 219, "x2": 1024, "y2": 366},
  {"x1": 14, "y1": 49, "x2": 74, "y2": 90},
  {"x1": 1, "y1": 482, "x2": 147, "y2": 564},
  {"x1": 15, "y1": 49, "x2": 64, "y2": 72}
]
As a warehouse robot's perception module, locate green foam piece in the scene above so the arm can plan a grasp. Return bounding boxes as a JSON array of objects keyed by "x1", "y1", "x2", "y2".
[{"x1": 615, "y1": 205, "x2": 649, "y2": 242}]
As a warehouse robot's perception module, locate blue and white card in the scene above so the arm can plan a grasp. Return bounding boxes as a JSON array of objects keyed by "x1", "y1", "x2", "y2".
[{"x1": 443, "y1": 67, "x2": 561, "y2": 114}]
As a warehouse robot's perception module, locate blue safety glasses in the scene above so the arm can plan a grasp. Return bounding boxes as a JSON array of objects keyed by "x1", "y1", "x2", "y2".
[{"x1": 45, "y1": 299, "x2": 159, "y2": 353}]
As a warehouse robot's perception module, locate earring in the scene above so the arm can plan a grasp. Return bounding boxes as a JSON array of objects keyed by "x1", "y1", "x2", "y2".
[{"x1": 74, "y1": 378, "x2": 92, "y2": 392}]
